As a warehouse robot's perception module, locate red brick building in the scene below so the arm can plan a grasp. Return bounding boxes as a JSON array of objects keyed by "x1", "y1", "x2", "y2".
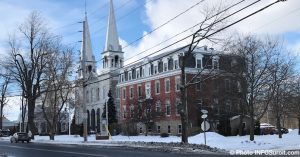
[{"x1": 117, "y1": 46, "x2": 245, "y2": 136}]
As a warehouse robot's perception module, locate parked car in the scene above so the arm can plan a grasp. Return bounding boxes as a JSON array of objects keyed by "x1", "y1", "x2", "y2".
[
  {"x1": 10, "y1": 132, "x2": 30, "y2": 143},
  {"x1": 260, "y1": 123, "x2": 276, "y2": 135},
  {"x1": 276, "y1": 128, "x2": 289, "y2": 134}
]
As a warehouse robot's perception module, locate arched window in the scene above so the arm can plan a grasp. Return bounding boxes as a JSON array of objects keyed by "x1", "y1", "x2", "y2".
[
  {"x1": 91, "y1": 109, "x2": 96, "y2": 131},
  {"x1": 115, "y1": 55, "x2": 119, "y2": 67},
  {"x1": 97, "y1": 108, "x2": 101, "y2": 133}
]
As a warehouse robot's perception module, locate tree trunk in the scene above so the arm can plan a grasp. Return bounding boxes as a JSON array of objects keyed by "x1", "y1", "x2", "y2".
[
  {"x1": 27, "y1": 97, "x2": 36, "y2": 139},
  {"x1": 276, "y1": 115, "x2": 282, "y2": 138},
  {"x1": 180, "y1": 55, "x2": 188, "y2": 144},
  {"x1": 249, "y1": 101, "x2": 254, "y2": 141}
]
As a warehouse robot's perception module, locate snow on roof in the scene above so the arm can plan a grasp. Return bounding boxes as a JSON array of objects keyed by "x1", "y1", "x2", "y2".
[{"x1": 260, "y1": 123, "x2": 275, "y2": 128}]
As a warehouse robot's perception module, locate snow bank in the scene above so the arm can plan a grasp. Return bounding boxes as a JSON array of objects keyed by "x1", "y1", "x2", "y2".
[{"x1": 1, "y1": 130, "x2": 299, "y2": 151}]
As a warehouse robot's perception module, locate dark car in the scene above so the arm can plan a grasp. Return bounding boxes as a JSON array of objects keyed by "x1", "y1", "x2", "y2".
[
  {"x1": 281, "y1": 128, "x2": 289, "y2": 134},
  {"x1": 10, "y1": 132, "x2": 30, "y2": 143}
]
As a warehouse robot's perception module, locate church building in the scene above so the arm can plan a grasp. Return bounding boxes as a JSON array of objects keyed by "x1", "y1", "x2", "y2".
[{"x1": 75, "y1": 0, "x2": 123, "y2": 134}]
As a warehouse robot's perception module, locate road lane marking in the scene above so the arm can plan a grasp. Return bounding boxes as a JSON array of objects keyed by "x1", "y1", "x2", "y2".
[{"x1": 0, "y1": 144, "x2": 108, "y2": 157}]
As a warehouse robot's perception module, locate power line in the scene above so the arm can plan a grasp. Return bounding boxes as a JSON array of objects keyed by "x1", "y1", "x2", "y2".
[
  {"x1": 82, "y1": 0, "x2": 282, "y2": 87},
  {"x1": 122, "y1": 0, "x2": 206, "y2": 49},
  {"x1": 110, "y1": 0, "x2": 260, "y2": 70},
  {"x1": 5, "y1": 0, "x2": 284, "y2": 97},
  {"x1": 124, "y1": 0, "x2": 246, "y2": 64}
]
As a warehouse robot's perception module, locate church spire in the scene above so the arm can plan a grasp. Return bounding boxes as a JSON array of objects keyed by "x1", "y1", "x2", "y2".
[
  {"x1": 79, "y1": 14, "x2": 96, "y2": 78},
  {"x1": 104, "y1": 0, "x2": 121, "y2": 52}
]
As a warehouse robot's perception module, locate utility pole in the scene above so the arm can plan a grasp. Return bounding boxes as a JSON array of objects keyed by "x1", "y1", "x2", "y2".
[{"x1": 81, "y1": 19, "x2": 88, "y2": 142}]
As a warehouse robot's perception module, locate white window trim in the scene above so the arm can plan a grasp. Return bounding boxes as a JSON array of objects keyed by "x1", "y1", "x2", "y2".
[
  {"x1": 122, "y1": 88, "x2": 126, "y2": 100},
  {"x1": 175, "y1": 76, "x2": 180, "y2": 92},
  {"x1": 130, "y1": 86, "x2": 134, "y2": 99},
  {"x1": 137, "y1": 84, "x2": 142, "y2": 98},
  {"x1": 165, "y1": 78, "x2": 170, "y2": 93},
  {"x1": 155, "y1": 80, "x2": 160, "y2": 95},
  {"x1": 165, "y1": 101, "x2": 171, "y2": 116}
]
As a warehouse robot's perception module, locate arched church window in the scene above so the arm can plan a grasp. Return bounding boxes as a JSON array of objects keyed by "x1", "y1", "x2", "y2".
[{"x1": 115, "y1": 55, "x2": 119, "y2": 67}]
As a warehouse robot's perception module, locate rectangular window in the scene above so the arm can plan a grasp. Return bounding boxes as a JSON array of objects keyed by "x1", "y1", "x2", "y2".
[
  {"x1": 155, "y1": 81, "x2": 160, "y2": 94},
  {"x1": 122, "y1": 88, "x2": 126, "y2": 99},
  {"x1": 145, "y1": 82, "x2": 151, "y2": 98},
  {"x1": 178, "y1": 125, "x2": 182, "y2": 134},
  {"x1": 136, "y1": 70, "x2": 140, "y2": 79},
  {"x1": 121, "y1": 74, "x2": 124, "y2": 82},
  {"x1": 130, "y1": 87, "x2": 134, "y2": 99},
  {"x1": 156, "y1": 102, "x2": 161, "y2": 113},
  {"x1": 142, "y1": 68, "x2": 145, "y2": 77},
  {"x1": 123, "y1": 106, "x2": 127, "y2": 118},
  {"x1": 165, "y1": 79, "x2": 170, "y2": 93},
  {"x1": 168, "y1": 125, "x2": 171, "y2": 134},
  {"x1": 175, "y1": 77, "x2": 180, "y2": 91},
  {"x1": 128, "y1": 72, "x2": 132, "y2": 80},
  {"x1": 157, "y1": 125, "x2": 161, "y2": 133},
  {"x1": 164, "y1": 63, "x2": 168, "y2": 72},
  {"x1": 197, "y1": 59, "x2": 202, "y2": 68},
  {"x1": 138, "y1": 85, "x2": 142, "y2": 97},
  {"x1": 154, "y1": 65, "x2": 158, "y2": 74},
  {"x1": 166, "y1": 103, "x2": 171, "y2": 116},
  {"x1": 97, "y1": 88, "x2": 100, "y2": 101},
  {"x1": 174, "y1": 60, "x2": 179, "y2": 69}
]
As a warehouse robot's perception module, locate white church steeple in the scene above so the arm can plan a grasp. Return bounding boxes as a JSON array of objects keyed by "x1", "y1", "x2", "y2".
[
  {"x1": 104, "y1": 0, "x2": 122, "y2": 52},
  {"x1": 78, "y1": 14, "x2": 96, "y2": 78},
  {"x1": 102, "y1": 0, "x2": 124, "y2": 72}
]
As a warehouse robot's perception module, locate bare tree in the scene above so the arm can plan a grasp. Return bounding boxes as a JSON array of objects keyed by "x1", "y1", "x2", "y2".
[
  {"x1": 268, "y1": 51, "x2": 294, "y2": 138},
  {"x1": 0, "y1": 73, "x2": 10, "y2": 130},
  {"x1": 288, "y1": 78, "x2": 300, "y2": 135},
  {"x1": 40, "y1": 41, "x2": 74, "y2": 140},
  {"x1": 4, "y1": 11, "x2": 60, "y2": 137},
  {"x1": 227, "y1": 35, "x2": 283, "y2": 141}
]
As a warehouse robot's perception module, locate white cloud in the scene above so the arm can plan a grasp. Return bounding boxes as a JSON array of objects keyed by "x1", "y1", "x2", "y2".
[{"x1": 121, "y1": 0, "x2": 300, "y2": 65}]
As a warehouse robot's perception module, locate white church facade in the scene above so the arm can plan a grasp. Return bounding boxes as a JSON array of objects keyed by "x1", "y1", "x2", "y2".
[{"x1": 75, "y1": 0, "x2": 123, "y2": 134}]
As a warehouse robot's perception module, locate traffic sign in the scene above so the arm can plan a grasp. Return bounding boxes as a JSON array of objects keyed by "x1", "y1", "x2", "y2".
[
  {"x1": 201, "y1": 109, "x2": 208, "y2": 114},
  {"x1": 201, "y1": 114, "x2": 208, "y2": 119},
  {"x1": 201, "y1": 121, "x2": 210, "y2": 131}
]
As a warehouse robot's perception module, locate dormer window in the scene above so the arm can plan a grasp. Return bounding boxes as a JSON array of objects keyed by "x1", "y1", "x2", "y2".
[
  {"x1": 163, "y1": 63, "x2": 168, "y2": 72},
  {"x1": 168, "y1": 58, "x2": 174, "y2": 70},
  {"x1": 213, "y1": 58, "x2": 219, "y2": 69},
  {"x1": 195, "y1": 54, "x2": 203, "y2": 69},
  {"x1": 196, "y1": 59, "x2": 202, "y2": 68},
  {"x1": 128, "y1": 71, "x2": 132, "y2": 80},
  {"x1": 174, "y1": 60, "x2": 179, "y2": 69}
]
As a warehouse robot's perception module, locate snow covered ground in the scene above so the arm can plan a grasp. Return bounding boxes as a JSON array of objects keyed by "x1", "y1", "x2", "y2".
[{"x1": 1, "y1": 129, "x2": 299, "y2": 151}]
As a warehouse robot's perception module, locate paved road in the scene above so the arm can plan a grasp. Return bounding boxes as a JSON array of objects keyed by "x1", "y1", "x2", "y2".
[{"x1": 0, "y1": 140, "x2": 223, "y2": 157}]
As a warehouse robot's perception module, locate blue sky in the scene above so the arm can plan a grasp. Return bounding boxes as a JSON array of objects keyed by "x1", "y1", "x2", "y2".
[{"x1": 1, "y1": 0, "x2": 300, "y2": 121}]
